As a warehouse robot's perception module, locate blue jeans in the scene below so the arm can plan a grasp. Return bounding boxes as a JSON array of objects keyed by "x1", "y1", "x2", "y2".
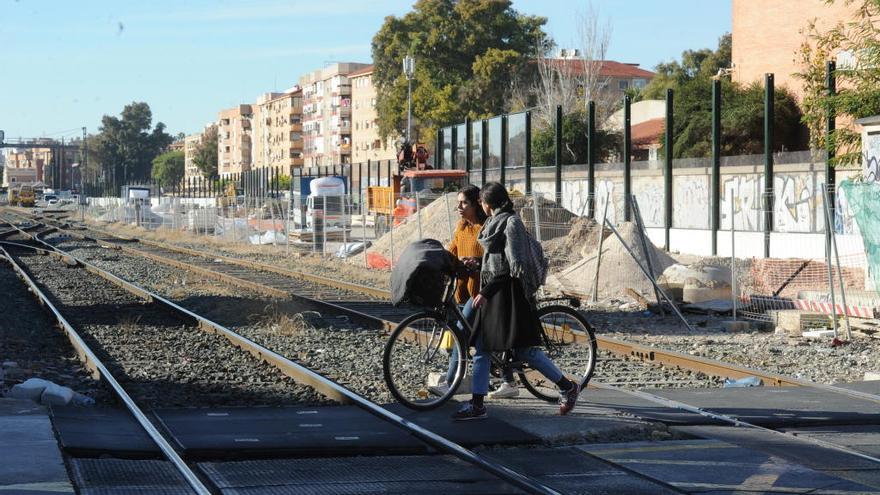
[
  {"x1": 445, "y1": 297, "x2": 474, "y2": 384},
  {"x1": 471, "y1": 339, "x2": 564, "y2": 396}
]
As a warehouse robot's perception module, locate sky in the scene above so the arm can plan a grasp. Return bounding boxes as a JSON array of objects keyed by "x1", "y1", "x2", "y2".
[{"x1": 1, "y1": 0, "x2": 731, "y2": 141}]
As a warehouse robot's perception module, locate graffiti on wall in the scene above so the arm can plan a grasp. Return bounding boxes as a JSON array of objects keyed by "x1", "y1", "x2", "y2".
[
  {"x1": 562, "y1": 179, "x2": 590, "y2": 216},
  {"x1": 721, "y1": 174, "x2": 763, "y2": 231},
  {"x1": 593, "y1": 179, "x2": 618, "y2": 225},
  {"x1": 774, "y1": 173, "x2": 824, "y2": 233},
  {"x1": 673, "y1": 175, "x2": 710, "y2": 228},
  {"x1": 632, "y1": 177, "x2": 664, "y2": 227},
  {"x1": 866, "y1": 131, "x2": 880, "y2": 183}
]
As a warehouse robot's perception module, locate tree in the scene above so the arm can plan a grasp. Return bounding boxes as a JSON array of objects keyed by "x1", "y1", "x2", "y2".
[
  {"x1": 531, "y1": 110, "x2": 621, "y2": 165},
  {"x1": 371, "y1": 0, "x2": 547, "y2": 143},
  {"x1": 526, "y1": 4, "x2": 614, "y2": 127},
  {"x1": 797, "y1": 0, "x2": 880, "y2": 165},
  {"x1": 93, "y1": 102, "x2": 172, "y2": 189},
  {"x1": 640, "y1": 33, "x2": 732, "y2": 100},
  {"x1": 192, "y1": 125, "x2": 218, "y2": 179},
  {"x1": 151, "y1": 150, "x2": 184, "y2": 187},
  {"x1": 639, "y1": 34, "x2": 805, "y2": 158}
]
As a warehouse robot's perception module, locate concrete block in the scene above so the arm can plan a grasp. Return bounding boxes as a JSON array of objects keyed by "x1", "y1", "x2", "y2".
[
  {"x1": 864, "y1": 372, "x2": 880, "y2": 381},
  {"x1": 802, "y1": 329, "x2": 836, "y2": 340},
  {"x1": 770, "y1": 310, "x2": 830, "y2": 336},
  {"x1": 41, "y1": 383, "x2": 75, "y2": 406},
  {"x1": 7, "y1": 378, "x2": 52, "y2": 401}
]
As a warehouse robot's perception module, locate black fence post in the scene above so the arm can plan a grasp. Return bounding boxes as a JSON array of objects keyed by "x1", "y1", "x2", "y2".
[
  {"x1": 764, "y1": 74, "x2": 774, "y2": 258},
  {"x1": 436, "y1": 128, "x2": 443, "y2": 169},
  {"x1": 665, "y1": 89, "x2": 674, "y2": 251},
  {"x1": 500, "y1": 115, "x2": 507, "y2": 187},
  {"x1": 764, "y1": 73, "x2": 774, "y2": 259},
  {"x1": 465, "y1": 117, "x2": 472, "y2": 178},
  {"x1": 481, "y1": 120, "x2": 488, "y2": 186},
  {"x1": 450, "y1": 126, "x2": 458, "y2": 171},
  {"x1": 711, "y1": 79, "x2": 721, "y2": 256},
  {"x1": 554, "y1": 105, "x2": 562, "y2": 199},
  {"x1": 587, "y1": 101, "x2": 596, "y2": 218},
  {"x1": 623, "y1": 95, "x2": 632, "y2": 221},
  {"x1": 525, "y1": 111, "x2": 532, "y2": 194},
  {"x1": 826, "y1": 61, "x2": 836, "y2": 225}
]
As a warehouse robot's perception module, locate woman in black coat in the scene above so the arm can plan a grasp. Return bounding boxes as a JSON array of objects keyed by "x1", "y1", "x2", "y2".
[{"x1": 452, "y1": 182, "x2": 581, "y2": 420}]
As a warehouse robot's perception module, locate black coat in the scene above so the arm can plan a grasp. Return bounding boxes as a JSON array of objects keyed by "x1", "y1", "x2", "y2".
[{"x1": 472, "y1": 274, "x2": 542, "y2": 352}]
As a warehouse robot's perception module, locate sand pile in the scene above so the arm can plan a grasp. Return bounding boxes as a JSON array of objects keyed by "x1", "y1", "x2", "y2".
[
  {"x1": 551, "y1": 222, "x2": 675, "y2": 300},
  {"x1": 542, "y1": 217, "x2": 608, "y2": 269},
  {"x1": 360, "y1": 192, "x2": 459, "y2": 263},
  {"x1": 515, "y1": 194, "x2": 577, "y2": 242}
]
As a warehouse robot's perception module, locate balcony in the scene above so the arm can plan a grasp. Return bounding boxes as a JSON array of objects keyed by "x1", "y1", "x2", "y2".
[
  {"x1": 337, "y1": 122, "x2": 351, "y2": 133},
  {"x1": 289, "y1": 122, "x2": 303, "y2": 132},
  {"x1": 331, "y1": 84, "x2": 352, "y2": 96}
]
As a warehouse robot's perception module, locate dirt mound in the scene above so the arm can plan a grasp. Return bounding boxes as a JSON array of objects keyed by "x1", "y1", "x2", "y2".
[
  {"x1": 542, "y1": 217, "x2": 608, "y2": 269},
  {"x1": 551, "y1": 222, "x2": 675, "y2": 300},
  {"x1": 361, "y1": 192, "x2": 459, "y2": 263}
]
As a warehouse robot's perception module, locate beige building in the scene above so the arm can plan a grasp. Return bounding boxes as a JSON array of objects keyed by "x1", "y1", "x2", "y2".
[
  {"x1": 350, "y1": 65, "x2": 398, "y2": 164},
  {"x1": 252, "y1": 87, "x2": 304, "y2": 176},
  {"x1": 184, "y1": 132, "x2": 203, "y2": 180},
  {"x1": 218, "y1": 105, "x2": 253, "y2": 179},
  {"x1": 732, "y1": 0, "x2": 862, "y2": 99},
  {"x1": 299, "y1": 62, "x2": 370, "y2": 167}
]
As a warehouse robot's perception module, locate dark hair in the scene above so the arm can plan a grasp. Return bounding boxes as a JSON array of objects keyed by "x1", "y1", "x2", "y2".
[
  {"x1": 459, "y1": 185, "x2": 488, "y2": 223},
  {"x1": 479, "y1": 182, "x2": 514, "y2": 213}
]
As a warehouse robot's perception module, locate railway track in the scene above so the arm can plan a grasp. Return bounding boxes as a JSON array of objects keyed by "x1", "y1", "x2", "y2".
[
  {"x1": 0, "y1": 223, "x2": 568, "y2": 495},
  {"x1": 6, "y1": 210, "x2": 880, "y2": 492},
  {"x1": 12, "y1": 209, "x2": 880, "y2": 395}
]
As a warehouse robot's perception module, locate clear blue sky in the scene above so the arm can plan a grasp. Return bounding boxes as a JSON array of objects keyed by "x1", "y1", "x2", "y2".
[{"x1": 1, "y1": 0, "x2": 731, "y2": 141}]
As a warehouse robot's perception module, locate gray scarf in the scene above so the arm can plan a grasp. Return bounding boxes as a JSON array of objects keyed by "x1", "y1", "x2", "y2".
[{"x1": 477, "y1": 210, "x2": 538, "y2": 295}]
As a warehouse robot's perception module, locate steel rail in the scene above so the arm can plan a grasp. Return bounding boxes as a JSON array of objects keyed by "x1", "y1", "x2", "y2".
[
  {"x1": 592, "y1": 380, "x2": 880, "y2": 466},
  {"x1": 4, "y1": 220, "x2": 564, "y2": 495},
  {"x1": 17, "y1": 210, "x2": 880, "y2": 407},
  {"x1": 0, "y1": 244, "x2": 212, "y2": 495},
  {"x1": 24, "y1": 210, "x2": 880, "y2": 407}
]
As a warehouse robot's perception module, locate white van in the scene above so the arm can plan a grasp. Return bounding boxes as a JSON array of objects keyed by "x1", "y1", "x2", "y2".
[{"x1": 306, "y1": 176, "x2": 348, "y2": 230}]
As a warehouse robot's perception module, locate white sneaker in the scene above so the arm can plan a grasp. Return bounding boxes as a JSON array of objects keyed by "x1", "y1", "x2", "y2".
[
  {"x1": 428, "y1": 382, "x2": 450, "y2": 396},
  {"x1": 488, "y1": 382, "x2": 519, "y2": 399}
]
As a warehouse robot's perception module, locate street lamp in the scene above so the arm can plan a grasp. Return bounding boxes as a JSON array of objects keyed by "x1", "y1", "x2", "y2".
[{"x1": 403, "y1": 55, "x2": 415, "y2": 144}]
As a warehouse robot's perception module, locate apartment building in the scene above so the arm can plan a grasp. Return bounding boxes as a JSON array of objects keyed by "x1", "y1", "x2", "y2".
[
  {"x1": 350, "y1": 65, "x2": 398, "y2": 164},
  {"x1": 252, "y1": 87, "x2": 304, "y2": 176},
  {"x1": 732, "y1": 0, "x2": 862, "y2": 99},
  {"x1": 299, "y1": 62, "x2": 370, "y2": 167},
  {"x1": 217, "y1": 105, "x2": 253, "y2": 179},
  {"x1": 184, "y1": 132, "x2": 203, "y2": 180},
  {"x1": 545, "y1": 55, "x2": 656, "y2": 101}
]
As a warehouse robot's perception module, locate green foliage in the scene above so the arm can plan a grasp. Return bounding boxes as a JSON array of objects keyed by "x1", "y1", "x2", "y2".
[
  {"x1": 150, "y1": 150, "x2": 184, "y2": 187},
  {"x1": 278, "y1": 174, "x2": 291, "y2": 191},
  {"x1": 638, "y1": 33, "x2": 805, "y2": 158},
  {"x1": 667, "y1": 79, "x2": 805, "y2": 158},
  {"x1": 192, "y1": 125, "x2": 218, "y2": 179},
  {"x1": 640, "y1": 34, "x2": 732, "y2": 100},
  {"x1": 796, "y1": 0, "x2": 880, "y2": 166},
  {"x1": 93, "y1": 102, "x2": 173, "y2": 186},
  {"x1": 531, "y1": 111, "x2": 621, "y2": 165},
  {"x1": 371, "y1": 0, "x2": 546, "y2": 143}
]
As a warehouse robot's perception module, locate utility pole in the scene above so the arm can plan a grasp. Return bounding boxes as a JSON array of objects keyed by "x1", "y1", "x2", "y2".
[{"x1": 403, "y1": 55, "x2": 415, "y2": 144}]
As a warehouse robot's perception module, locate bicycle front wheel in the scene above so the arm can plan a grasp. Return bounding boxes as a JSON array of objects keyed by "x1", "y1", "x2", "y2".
[
  {"x1": 519, "y1": 304, "x2": 597, "y2": 402},
  {"x1": 382, "y1": 312, "x2": 467, "y2": 410}
]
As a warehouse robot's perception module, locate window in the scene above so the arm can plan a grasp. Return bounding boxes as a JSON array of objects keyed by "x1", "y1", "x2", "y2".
[
  {"x1": 618, "y1": 80, "x2": 629, "y2": 90},
  {"x1": 633, "y1": 78, "x2": 647, "y2": 89}
]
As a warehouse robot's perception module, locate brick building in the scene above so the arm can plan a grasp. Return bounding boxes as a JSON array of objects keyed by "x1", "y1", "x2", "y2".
[
  {"x1": 252, "y1": 87, "x2": 304, "y2": 176},
  {"x1": 732, "y1": 0, "x2": 862, "y2": 99},
  {"x1": 217, "y1": 105, "x2": 253, "y2": 179}
]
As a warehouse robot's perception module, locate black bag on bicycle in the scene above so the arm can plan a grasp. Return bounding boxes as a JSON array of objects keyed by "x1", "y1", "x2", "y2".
[{"x1": 391, "y1": 239, "x2": 453, "y2": 307}]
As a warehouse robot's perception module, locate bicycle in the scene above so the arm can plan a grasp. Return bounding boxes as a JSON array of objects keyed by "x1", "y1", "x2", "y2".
[{"x1": 382, "y1": 276, "x2": 598, "y2": 410}]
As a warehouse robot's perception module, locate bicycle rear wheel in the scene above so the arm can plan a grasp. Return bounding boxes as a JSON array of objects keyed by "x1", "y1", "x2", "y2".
[
  {"x1": 382, "y1": 312, "x2": 467, "y2": 410},
  {"x1": 519, "y1": 304, "x2": 597, "y2": 402}
]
